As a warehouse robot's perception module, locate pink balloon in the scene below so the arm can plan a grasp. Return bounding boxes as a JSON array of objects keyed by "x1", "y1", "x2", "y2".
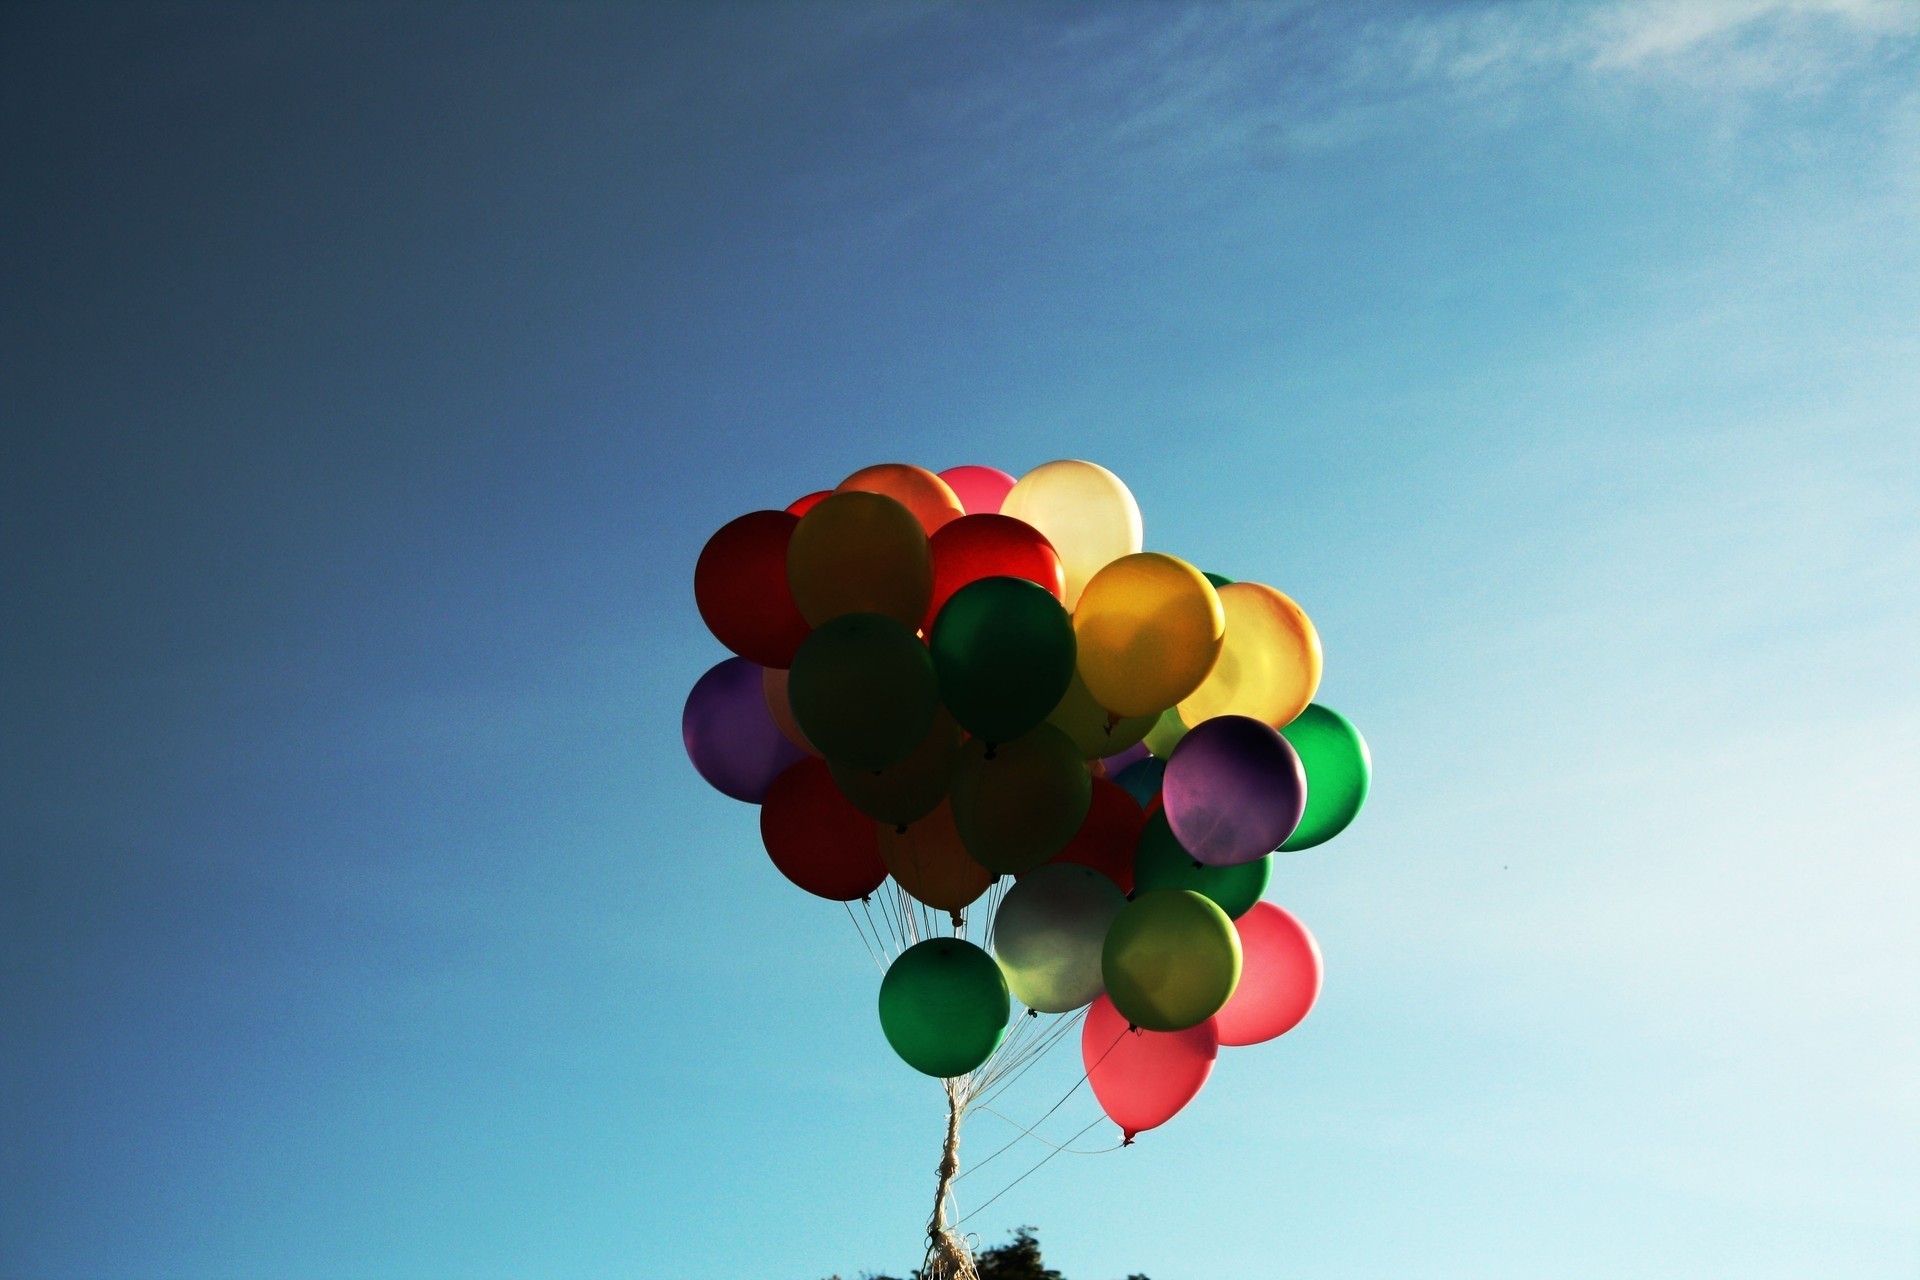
[
  {"x1": 1215, "y1": 902, "x2": 1323, "y2": 1047},
  {"x1": 1082, "y1": 994, "x2": 1217, "y2": 1142},
  {"x1": 937, "y1": 465, "x2": 1016, "y2": 516}
]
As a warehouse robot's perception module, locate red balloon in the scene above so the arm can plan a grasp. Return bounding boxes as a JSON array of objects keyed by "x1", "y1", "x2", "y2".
[
  {"x1": 1037, "y1": 777, "x2": 1144, "y2": 893},
  {"x1": 787, "y1": 490, "x2": 831, "y2": 516},
  {"x1": 925, "y1": 513, "x2": 1066, "y2": 629},
  {"x1": 1083, "y1": 994, "x2": 1217, "y2": 1142},
  {"x1": 938, "y1": 465, "x2": 1017, "y2": 516},
  {"x1": 759, "y1": 758, "x2": 886, "y2": 900},
  {"x1": 1215, "y1": 902, "x2": 1322, "y2": 1046},
  {"x1": 695, "y1": 511, "x2": 812, "y2": 668}
]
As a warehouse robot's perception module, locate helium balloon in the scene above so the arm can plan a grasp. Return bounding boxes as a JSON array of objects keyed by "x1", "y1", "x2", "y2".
[
  {"x1": 1279, "y1": 703, "x2": 1372, "y2": 851},
  {"x1": 1162, "y1": 715, "x2": 1306, "y2": 867},
  {"x1": 788, "y1": 490, "x2": 932, "y2": 628},
  {"x1": 1133, "y1": 811, "x2": 1272, "y2": 920},
  {"x1": 759, "y1": 758, "x2": 887, "y2": 900},
  {"x1": 1215, "y1": 902, "x2": 1322, "y2": 1046},
  {"x1": 760, "y1": 665, "x2": 821, "y2": 756},
  {"x1": 694, "y1": 510, "x2": 812, "y2": 668},
  {"x1": 1102, "y1": 888, "x2": 1242, "y2": 1031},
  {"x1": 786, "y1": 613, "x2": 939, "y2": 771},
  {"x1": 1082, "y1": 994, "x2": 1217, "y2": 1142},
  {"x1": 878, "y1": 938, "x2": 1010, "y2": 1077},
  {"x1": 999, "y1": 460, "x2": 1143, "y2": 607},
  {"x1": 682, "y1": 657, "x2": 807, "y2": 802},
  {"x1": 837, "y1": 463, "x2": 965, "y2": 535},
  {"x1": 879, "y1": 798, "x2": 997, "y2": 913},
  {"x1": 1101, "y1": 740, "x2": 1152, "y2": 778},
  {"x1": 993, "y1": 864, "x2": 1126, "y2": 1013},
  {"x1": 930, "y1": 577, "x2": 1077, "y2": 745},
  {"x1": 1041, "y1": 776, "x2": 1145, "y2": 893},
  {"x1": 787, "y1": 490, "x2": 831, "y2": 516},
  {"x1": 829, "y1": 708, "x2": 962, "y2": 826},
  {"x1": 938, "y1": 464, "x2": 1017, "y2": 516},
  {"x1": 1144, "y1": 706, "x2": 1188, "y2": 759},
  {"x1": 1045, "y1": 669, "x2": 1156, "y2": 760},
  {"x1": 1112, "y1": 756, "x2": 1165, "y2": 809},
  {"x1": 1177, "y1": 582, "x2": 1323, "y2": 729},
  {"x1": 1203, "y1": 571, "x2": 1234, "y2": 588},
  {"x1": 949, "y1": 725, "x2": 1090, "y2": 874},
  {"x1": 1074, "y1": 553, "x2": 1224, "y2": 717},
  {"x1": 926, "y1": 513, "x2": 1065, "y2": 627}
]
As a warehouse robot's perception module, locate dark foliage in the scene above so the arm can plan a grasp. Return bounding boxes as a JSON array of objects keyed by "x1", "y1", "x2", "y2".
[{"x1": 822, "y1": 1226, "x2": 1146, "y2": 1280}]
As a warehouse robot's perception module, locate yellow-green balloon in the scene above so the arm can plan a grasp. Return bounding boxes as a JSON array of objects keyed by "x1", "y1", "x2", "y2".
[
  {"x1": 1102, "y1": 888, "x2": 1242, "y2": 1031},
  {"x1": 992, "y1": 864, "x2": 1126, "y2": 1012},
  {"x1": 949, "y1": 724, "x2": 1090, "y2": 874},
  {"x1": 1045, "y1": 669, "x2": 1156, "y2": 759},
  {"x1": 1144, "y1": 706, "x2": 1188, "y2": 759}
]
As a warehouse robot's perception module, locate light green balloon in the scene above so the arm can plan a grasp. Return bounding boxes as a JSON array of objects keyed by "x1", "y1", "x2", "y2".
[
  {"x1": 992, "y1": 864, "x2": 1126, "y2": 1013},
  {"x1": 1143, "y1": 706, "x2": 1188, "y2": 759},
  {"x1": 1045, "y1": 670, "x2": 1156, "y2": 759},
  {"x1": 1102, "y1": 888, "x2": 1242, "y2": 1031},
  {"x1": 1279, "y1": 703, "x2": 1372, "y2": 851}
]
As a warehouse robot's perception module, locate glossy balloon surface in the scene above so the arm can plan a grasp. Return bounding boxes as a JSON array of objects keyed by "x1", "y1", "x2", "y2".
[
  {"x1": 837, "y1": 463, "x2": 965, "y2": 535},
  {"x1": 993, "y1": 864, "x2": 1126, "y2": 1012},
  {"x1": 926, "y1": 513, "x2": 1065, "y2": 627},
  {"x1": 1162, "y1": 715, "x2": 1306, "y2": 866},
  {"x1": 682, "y1": 657, "x2": 806, "y2": 802},
  {"x1": 999, "y1": 460, "x2": 1142, "y2": 607},
  {"x1": 1279, "y1": 703, "x2": 1372, "y2": 851},
  {"x1": 1045, "y1": 669, "x2": 1155, "y2": 760},
  {"x1": 1177, "y1": 582, "x2": 1323, "y2": 728},
  {"x1": 937, "y1": 464, "x2": 1017, "y2": 515},
  {"x1": 1082, "y1": 994, "x2": 1217, "y2": 1141},
  {"x1": 1132, "y1": 811, "x2": 1271, "y2": 919},
  {"x1": 1074, "y1": 553, "x2": 1223, "y2": 718},
  {"x1": 878, "y1": 799, "x2": 997, "y2": 913},
  {"x1": 1102, "y1": 888, "x2": 1242, "y2": 1031},
  {"x1": 1215, "y1": 902, "x2": 1322, "y2": 1046},
  {"x1": 878, "y1": 939, "x2": 1010, "y2": 1077},
  {"x1": 930, "y1": 576, "x2": 1077, "y2": 745}
]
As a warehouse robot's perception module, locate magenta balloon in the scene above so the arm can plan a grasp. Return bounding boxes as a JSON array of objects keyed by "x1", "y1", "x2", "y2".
[
  {"x1": 1100, "y1": 740, "x2": 1152, "y2": 777},
  {"x1": 1215, "y1": 902, "x2": 1323, "y2": 1047},
  {"x1": 937, "y1": 465, "x2": 1017, "y2": 516},
  {"x1": 1162, "y1": 715, "x2": 1306, "y2": 866},
  {"x1": 1082, "y1": 993, "x2": 1218, "y2": 1142},
  {"x1": 682, "y1": 656, "x2": 807, "y2": 802}
]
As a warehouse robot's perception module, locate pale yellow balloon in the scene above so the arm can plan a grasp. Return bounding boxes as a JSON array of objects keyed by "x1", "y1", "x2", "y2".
[
  {"x1": 999, "y1": 460, "x2": 1143, "y2": 607},
  {"x1": 1177, "y1": 582, "x2": 1323, "y2": 728},
  {"x1": 1072, "y1": 552, "x2": 1224, "y2": 718}
]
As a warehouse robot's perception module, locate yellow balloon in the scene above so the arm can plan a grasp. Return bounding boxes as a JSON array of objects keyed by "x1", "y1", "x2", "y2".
[
  {"x1": 787, "y1": 490, "x2": 931, "y2": 628},
  {"x1": 1177, "y1": 582, "x2": 1323, "y2": 728},
  {"x1": 999, "y1": 460, "x2": 1142, "y2": 607},
  {"x1": 1045, "y1": 669, "x2": 1156, "y2": 759},
  {"x1": 1073, "y1": 553, "x2": 1224, "y2": 718}
]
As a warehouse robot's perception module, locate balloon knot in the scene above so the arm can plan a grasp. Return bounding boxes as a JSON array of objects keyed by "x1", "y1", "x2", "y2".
[
  {"x1": 1127, "y1": 1023, "x2": 1139, "y2": 1033},
  {"x1": 1190, "y1": 859, "x2": 1204, "y2": 869},
  {"x1": 896, "y1": 824, "x2": 908, "y2": 835},
  {"x1": 1026, "y1": 1008, "x2": 1039, "y2": 1018},
  {"x1": 1122, "y1": 1134, "x2": 1136, "y2": 1146},
  {"x1": 984, "y1": 743, "x2": 997, "y2": 760}
]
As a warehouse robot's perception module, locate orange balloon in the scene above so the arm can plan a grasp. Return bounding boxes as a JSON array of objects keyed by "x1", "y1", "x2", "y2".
[
  {"x1": 1177, "y1": 582, "x2": 1322, "y2": 728},
  {"x1": 837, "y1": 464, "x2": 965, "y2": 535},
  {"x1": 787, "y1": 490, "x2": 932, "y2": 627},
  {"x1": 878, "y1": 798, "x2": 997, "y2": 913},
  {"x1": 761, "y1": 666, "x2": 821, "y2": 757}
]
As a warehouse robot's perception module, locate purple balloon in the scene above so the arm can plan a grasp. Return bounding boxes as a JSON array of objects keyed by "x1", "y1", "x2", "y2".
[
  {"x1": 682, "y1": 657, "x2": 806, "y2": 802},
  {"x1": 1161, "y1": 715, "x2": 1306, "y2": 866},
  {"x1": 1101, "y1": 740, "x2": 1152, "y2": 777}
]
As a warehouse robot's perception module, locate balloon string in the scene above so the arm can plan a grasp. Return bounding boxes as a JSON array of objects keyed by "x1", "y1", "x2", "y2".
[
  {"x1": 956, "y1": 1116, "x2": 1104, "y2": 1227},
  {"x1": 844, "y1": 901, "x2": 885, "y2": 973},
  {"x1": 973, "y1": 1106, "x2": 1125, "y2": 1156}
]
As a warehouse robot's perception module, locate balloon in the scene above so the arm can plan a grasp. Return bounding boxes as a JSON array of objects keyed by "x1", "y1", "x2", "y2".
[
  {"x1": 1045, "y1": 669, "x2": 1156, "y2": 760},
  {"x1": 787, "y1": 490, "x2": 831, "y2": 516},
  {"x1": 682, "y1": 657, "x2": 807, "y2": 802},
  {"x1": 999, "y1": 460, "x2": 1143, "y2": 607},
  {"x1": 1144, "y1": 706, "x2": 1188, "y2": 759},
  {"x1": 1074, "y1": 553, "x2": 1224, "y2": 717},
  {"x1": 949, "y1": 725, "x2": 1090, "y2": 874},
  {"x1": 837, "y1": 463, "x2": 965, "y2": 535},
  {"x1": 1082, "y1": 994, "x2": 1217, "y2": 1141},
  {"x1": 1102, "y1": 888, "x2": 1242, "y2": 1031},
  {"x1": 1203, "y1": 571, "x2": 1234, "y2": 588},
  {"x1": 878, "y1": 938, "x2": 1010, "y2": 1077},
  {"x1": 1279, "y1": 703, "x2": 1372, "y2": 851},
  {"x1": 786, "y1": 613, "x2": 939, "y2": 771},
  {"x1": 829, "y1": 707, "x2": 962, "y2": 826},
  {"x1": 1112, "y1": 756, "x2": 1165, "y2": 809},
  {"x1": 1162, "y1": 715, "x2": 1307, "y2": 866},
  {"x1": 1132, "y1": 811, "x2": 1272, "y2": 919},
  {"x1": 938, "y1": 464, "x2": 1017, "y2": 516},
  {"x1": 1215, "y1": 902, "x2": 1322, "y2": 1046},
  {"x1": 1101, "y1": 740, "x2": 1152, "y2": 777},
  {"x1": 1040, "y1": 776, "x2": 1145, "y2": 893},
  {"x1": 760, "y1": 665, "x2": 820, "y2": 756},
  {"x1": 759, "y1": 758, "x2": 887, "y2": 900},
  {"x1": 1177, "y1": 582, "x2": 1323, "y2": 728},
  {"x1": 694, "y1": 511, "x2": 812, "y2": 668},
  {"x1": 992, "y1": 864, "x2": 1126, "y2": 1012},
  {"x1": 787, "y1": 491, "x2": 932, "y2": 628},
  {"x1": 926, "y1": 513, "x2": 1065, "y2": 628},
  {"x1": 879, "y1": 798, "x2": 997, "y2": 913},
  {"x1": 930, "y1": 577, "x2": 1077, "y2": 745}
]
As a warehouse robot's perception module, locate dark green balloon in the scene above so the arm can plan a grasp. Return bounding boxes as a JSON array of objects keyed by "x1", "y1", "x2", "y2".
[
  {"x1": 1202, "y1": 571, "x2": 1235, "y2": 588},
  {"x1": 949, "y1": 724, "x2": 1091, "y2": 875},
  {"x1": 1102, "y1": 888, "x2": 1242, "y2": 1031},
  {"x1": 878, "y1": 938, "x2": 1010, "y2": 1077},
  {"x1": 787, "y1": 612, "x2": 939, "y2": 772},
  {"x1": 1279, "y1": 703, "x2": 1372, "y2": 851},
  {"x1": 930, "y1": 576, "x2": 1077, "y2": 745},
  {"x1": 1133, "y1": 811, "x2": 1271, "y2": 919}
]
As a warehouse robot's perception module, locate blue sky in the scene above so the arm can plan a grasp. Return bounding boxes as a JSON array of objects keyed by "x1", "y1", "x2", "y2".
[{"x1": 3, "y1": 3, "x2": 1917, "y2": 1277}]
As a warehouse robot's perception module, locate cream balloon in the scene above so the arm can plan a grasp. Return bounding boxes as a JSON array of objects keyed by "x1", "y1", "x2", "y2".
[
  {"x1": 1177, "y1": 582, "x2": 1323, "y2": 728},
  {"x1": 999, "y1": 460, "x2": 1143, "y2": 608}
]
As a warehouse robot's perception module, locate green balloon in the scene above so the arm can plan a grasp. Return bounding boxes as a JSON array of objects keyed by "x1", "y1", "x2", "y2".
[
  {"x1": 878, "y1": 938, "x2": 1010, "y2": 1077},
  {"x1": 1044, "y1": 669, "x2": 1156, "y2": 759},
  {"x1": 1143, "y1": 706, "x2": 1188, "y2": 759},
  {"x1": 1102, "y1": 888, "x2": 1242, "y2": 1031},
  {"x1": 949, "y1": 724, "x2": 1091, "y2": 875},
  {"x1": 787, "y1": 613, "x2": 939, "y2": 772},
  {"x1": 1202, "y1": 571, "x2": 1235, "y2": 588},
  {"x1": 1133, "y1": 811, "x2": 1272, "y2": 919},
  {"x1": 931, "y1": 577, "x2": 1077, "y2": 745},
  {"x1": 829, "y1": 710, "x2": 962, "y2": 826},
  {"x1": 992, "y1": 864, "x2": 1126, "y2": 1012},
  {"x1": 1279, "y1": 703, "x2": 1372, "y2": 851}
]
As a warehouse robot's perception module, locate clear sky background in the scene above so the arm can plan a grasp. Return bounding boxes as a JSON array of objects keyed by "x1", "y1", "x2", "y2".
[{"x1": 4, "y1": 3, "x2": 1917, "y2": 1278}]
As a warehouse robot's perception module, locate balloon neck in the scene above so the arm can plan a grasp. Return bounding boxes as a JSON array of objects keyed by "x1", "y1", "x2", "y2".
[
  {"x1": 983, "y1": 742, "x2": 997, "y2": 761},
  {"x1": 1122, "y1": 1133, "x2": 1136, "y2": 1146},
  {"x1": 896, "y1": 824, "x2": 909, "y2": 835},
  {"x1": 1025, "y1": 1008, "x2": 1038, "y2": 1018},
  {"x1": 1103, "y1": 711, "x2": 1120, "y2": 734},
  {"x1": 1126, "y1": 1023, "x2": 1139, "y2": 1034},
  {"x1": 949, "y1": 911, "x2": 964, "y2": 931}
]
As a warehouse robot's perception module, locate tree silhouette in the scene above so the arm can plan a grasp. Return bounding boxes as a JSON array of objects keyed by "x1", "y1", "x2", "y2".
[{"x1": 822, "y1": 1226, "x2": 1146, "y2": 1280}]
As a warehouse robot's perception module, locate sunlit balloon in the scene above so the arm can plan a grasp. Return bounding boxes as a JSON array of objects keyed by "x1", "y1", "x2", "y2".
[
  {"x1": 999, "y1": 460, "x2": 1142, "y2": 607},
  {"x1": 1279, "y1": 703, "x2": 1372, "y2": 851},
  {"x1": 838, "y1": 463, "x2": 965, "y2": 535},
  {"x1": 992, "y1": 864, "x2": 1126, "y2": 1013},
  {"x1": 1074, "y1": 552, "x2": 1224, "y2": 717},
  {"x1": 1215, "y1": 902, "x2": 1322, "y2": 1046},
  {"x1": 1082, "y1": 994, "x2": 1217, "y2": 1142},
  {"x1": 937, "y1": 464, "x2": 1017, "y2": 516},
  {"x1": 1132, "y1": 811, "x2": 1271, "y2": 919},
  {"x1": 1102, "y1": 888, "x2": 1242, "y2": 1031},
  {"x1": 1177, "y1": 582, "x2": 1323, "y2": 728},
  {"x1": 926, "y1": 513, "x2": 1065, "y2": 628},
  {"x1": 930, "y1": 576, "x2": 1076, "y2": 745},
  {"x1": 1045, "y1": 669, "x2": 1156, "y2": 760}
]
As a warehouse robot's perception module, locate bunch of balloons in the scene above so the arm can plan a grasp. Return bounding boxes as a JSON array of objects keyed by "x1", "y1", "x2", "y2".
[{"x1": 684, "y1": 460, "x2": 1371, "y2": 1142}]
